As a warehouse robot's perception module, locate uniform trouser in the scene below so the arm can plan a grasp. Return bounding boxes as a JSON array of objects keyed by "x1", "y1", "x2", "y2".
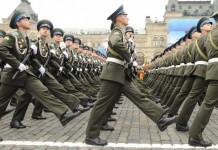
[
  {"x1": 189, "y1": 80, "x2": 218, "y2": 139},
  {"x1": 165, "y1": 76, "x2": 186, "y2": 107},
  {"x1": 152, "y1": 73, "x2": 163, "y2": 90},
  {"x1": 147, "y1": 73, "x2": 155, "y2": 85},
  {"x1": 12, "y1": 75, "x2": 80, "y2": 121},
  {"x1": 154, "y1": 74, "x2": 168, "y2": 96},
  {"x1": 0, "y1": 75, "x2": 68, "y2": 119},
  {"x1": 86, "y1": 79, "x2": 164, "y2": 138},
  {"x1": 150, "y1": 74, "x2": 160, "y2": 88},
  {"x1": 133, "y1": 79, "x2": 157, "y2": 102},
  {"x1": 68, "y1": 76, "x2": 92, "y2": 97},
  {"x1": 169, "y1": 76, "x2": 195, "y2": 115},
  {"x1": 151, "y1": 74, "x2": 164, "y2": 93},
  {"x1": 57, "y1": 76, "x2": 89, "y2": 106},
  {"x1": 160, "y1": 76, "x2": 174, "y2": 100},
  {"x1": 161, "y1": 76, "x2": 179, "y2": 106},
  {"x1": 77, "y1": 77, "x2": 97, "y2": 96},
  {"x1": 176, "y1": 76, "x2": 206, "y2": 126}
]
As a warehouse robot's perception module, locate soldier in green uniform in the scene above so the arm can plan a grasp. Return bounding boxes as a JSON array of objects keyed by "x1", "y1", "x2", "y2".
[
  {"x1": 0, "y1": 11, "x2": 80, "y2": 138},
  {"x1": 175, "y1": 17, "x2": 213, "y2": 132},
  {"x1": 166, "y1": 26, "x2": 200, "y2": 119},
  {"x1": 10, "y1": 20, "x2": 83, "y2": 127},
  {"x1": 85, "y1": 5, "x2": 176, "y2": 146},
  {"x1": 188, "y1": 12, "x2": 218, "y2": 147}
]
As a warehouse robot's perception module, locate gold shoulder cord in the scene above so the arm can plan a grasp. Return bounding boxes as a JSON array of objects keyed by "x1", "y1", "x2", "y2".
[
  {"x1": 209, "y1": 32, "x2": 218, "y2": 50},
  {"x1": 195, "y1": 40, "x2": 208, "y2": 61}
]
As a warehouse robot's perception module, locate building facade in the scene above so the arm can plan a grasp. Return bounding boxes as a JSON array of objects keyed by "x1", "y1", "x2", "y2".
[{"x1": 1, "y1": 0, "x2": 218, "y2": 66}]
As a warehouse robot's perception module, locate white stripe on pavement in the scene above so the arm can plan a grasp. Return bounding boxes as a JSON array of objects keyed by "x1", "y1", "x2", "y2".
[{"x1": 0, "y1": 141, "x2": 218, "y2": 149}]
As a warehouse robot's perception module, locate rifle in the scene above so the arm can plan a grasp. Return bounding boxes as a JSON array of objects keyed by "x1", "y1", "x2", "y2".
[
  {"x1": 38, "y1": 43, "x2": 52, "y2": 79},
  {"x1": 56, "y1": 55, "x2": 65, "y2": 77},
  {"x1": 12, "y1": 51, "x2": 32, "y2": 80}
]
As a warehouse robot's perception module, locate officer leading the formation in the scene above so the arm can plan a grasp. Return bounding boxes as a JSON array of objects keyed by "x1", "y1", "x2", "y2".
[{"x1": 85, "y1": 5, "x2": 176, "y2": 146}]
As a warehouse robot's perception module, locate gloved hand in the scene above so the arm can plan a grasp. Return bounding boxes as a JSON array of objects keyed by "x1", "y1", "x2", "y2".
[
  {"x1": 59, "y1": 66, "x2": 63, "y2": 72},
  {"x1": 38, "y1": 66, "x2": 46, "y2": 75},
  {"x1": 18, "y1": 63, "x2": 26, "y2": 72},
  {"x1": 63, "y1": 51, "x2": 68, "y2": 59},
  {"x1": 31, "y1": 44, "x2": 38, "y2": 55},
  {"x1": 50, "y1": 49, "x2": 56, "y2": 55}
]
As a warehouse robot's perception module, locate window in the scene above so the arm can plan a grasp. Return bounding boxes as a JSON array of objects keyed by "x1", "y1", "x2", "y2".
[
  {"x1": 188, "y1": 5, "x2": 191, "y2": 9},
  {"x1": 159, "y1": 37, "x2": 165, "y2": 47},
  {"x1": 171, "y1": 3, "x2": 175, "y2": 11},
  {"x1": 152, "y1": 37, "x2": 158, "y2": 47},
  {"x1": 199, "y1": 6, "x2": 202, "y2": 9}
]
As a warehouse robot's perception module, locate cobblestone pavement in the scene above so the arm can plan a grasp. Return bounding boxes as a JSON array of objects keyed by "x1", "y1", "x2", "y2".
[{"x1": 1, "y1": 97, "x2": 218, "y2": 150}]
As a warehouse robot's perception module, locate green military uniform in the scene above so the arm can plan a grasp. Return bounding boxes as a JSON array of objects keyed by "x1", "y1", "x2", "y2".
[
  {"x1": 188, "y1": 15, "x2": 218, "y2": 147},
  {"x1": 177, "y1": 32, "x2": 209, "y2": 128},
  {"x1": 168, "y1": 26, "x2": 197, "y2": 116},
  {"x1": 86, "y1": 24, "x2": 165, "y2": 136},
  {"x1": 0, "y1": 30, "x2": 68, "y2": 119}
]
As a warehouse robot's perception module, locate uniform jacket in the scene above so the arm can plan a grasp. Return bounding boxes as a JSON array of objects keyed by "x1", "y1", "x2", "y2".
[
  {"x1": 0, "y1": 30, "x2": 36, "y2": 86},
  {"x1": 100, "y1": 25, "x2": 131, "y2": 84}
]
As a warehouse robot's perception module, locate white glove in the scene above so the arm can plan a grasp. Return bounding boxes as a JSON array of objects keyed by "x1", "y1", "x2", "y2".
[
  {"x1": 50, "y1": 49, "x2": 56, "y2": 55},
  {"x1": 38, "y1": 66, "x2": 46, "y2": 75},
  {"x1": 59, "y1": 66, "x2": 63, "y2": 72},
  {"x1": 80, "y1": 68, "x2": 82, "y2": 72},
  {"x1": 18, "y1": 63, "x2": 26, "y2": 72},
  {"x1": 71, "y1": 68, "x2": 74, "y2": 72},
  {"x1": 31, "y1": 44, "x2": 38, "y2": 55},
  {"x1": 77, "y1": 68, "x2": 80, "y2": 71},
  {"x1": 128, "y1": 38, "x2": 134, "y2": 43},
  {"x1": 63, "y1": 51, "x2": 68, "y2": 59}
]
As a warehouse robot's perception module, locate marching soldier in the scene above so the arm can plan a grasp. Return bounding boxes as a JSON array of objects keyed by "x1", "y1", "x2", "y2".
[
  {"x1": 85, "y1": 5, "x2": 176, "y2": 146},
  {"x1": 49, "y1": 28, "x2": 90, "y2": 112},
  {"x1": 0, "y1": 11, "x2": 79, "y2": 137},
  {"x1": 10, "y1": 20, "x2": 83, "y2": 127},
  {"x1": 176, "y1": 17, "x2": 213, "y2": 133},
  {"x1": 188, "y1": 11, "x2": 218, "y2": 147}
]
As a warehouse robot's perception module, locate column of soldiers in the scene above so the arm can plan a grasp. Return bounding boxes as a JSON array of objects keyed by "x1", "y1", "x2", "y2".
[
  {"x1": 147, "y1": 10, "x2": 218, "y2": 147},
  {"x1": 0, "y1": 10, "x2": 110, "y2": 141}
]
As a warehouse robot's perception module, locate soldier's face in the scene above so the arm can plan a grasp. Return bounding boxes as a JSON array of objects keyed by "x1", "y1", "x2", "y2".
[
  {"x1": 39, "y1": 27, "x2": 50, "y2": 37},
  {"x1": 65, "y1": 40, "x2": 72, "y2": 47},
  {"x1": 53, "y1": 35, "x2": 63, "y2": 42},
  {"x1": 117, "y1": 14, "x2": 128, "y2": 26},
  {"x1": 0, "y1": 36, "x2": 3, "y2": 42},
  {"x1": 201, "y1": 23, "x2": 213, "y2": 32},
  {"x1": 73, "y1": 43, "x2": 79, "y2": 49},
  {"x1": 17, "y1": 18, "x2": 31, "y2": 30}
]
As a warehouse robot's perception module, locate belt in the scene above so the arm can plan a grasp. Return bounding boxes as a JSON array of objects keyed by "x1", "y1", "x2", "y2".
[
  {"x1": 195, "y1": 61, "x2": 208, "y2": 65},
  {"x1": 186, "y1": 62, "x2": 194, "y2": 66},
  {"x1": 180, "y1": 63, "x2": 185, "y2": 66},
  {"x1": 4, "y1": 63, "x2": 29, "y2": 69},
  {"x1": 208, "y1": 58, "x2": 218, "y2": 64},
  {"x1": 107, "y1": 57, "x2": 125, "y2": 66}
]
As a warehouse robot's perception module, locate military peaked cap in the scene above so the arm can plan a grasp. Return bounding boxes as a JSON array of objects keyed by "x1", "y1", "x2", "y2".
[
  {"x1": 125, "y1": 26, "x2": 134, "y2": 34},
  {"x1": 37, "y1": 19, "x2": 53, "y2": 31},
  {"x1": 211, "y1": 10, "x2": 218, "y2": 20},
  {"x1": 63, "y1": 34, "x2": 74, "y2": 42},
  {"x1": 10, "y1": 10, "x2": 30, "y2": 29},
  {"x1": 51, "y1": 28, "x2": 64, "y2": 38},
  {"x1": 107, "y1": 5, "x2": 127, "y2": 21},
  {"x1": 187, "y1": 26, "x2": 197, "y2": 39},
  {"x1": 196, "y1": 17, "x2": 212, "y2": 32}
]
